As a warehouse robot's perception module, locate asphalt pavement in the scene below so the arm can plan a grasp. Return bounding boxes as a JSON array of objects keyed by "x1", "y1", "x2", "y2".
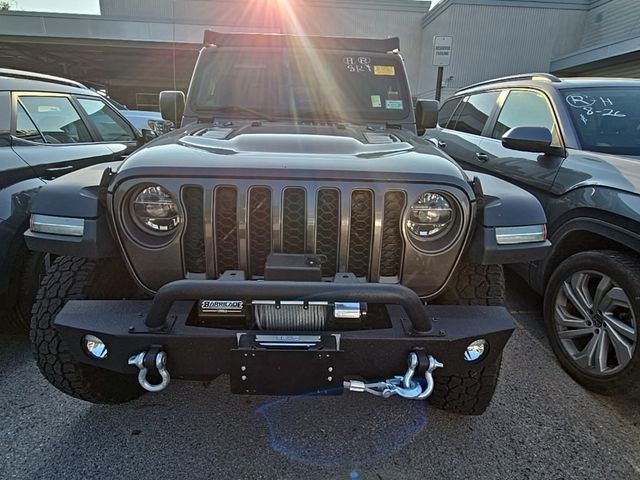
[{"x1": 1, "y1": 271, "x2": 639, "y2": 480}]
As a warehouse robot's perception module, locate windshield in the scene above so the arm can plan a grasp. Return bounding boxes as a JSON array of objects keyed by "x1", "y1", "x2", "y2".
[
  {"x1": 563, "y1": 87, "x2": 640, "y2": 155},
  {"x1": 190, "y1": 48, "x2": 411, "y2": 122}
]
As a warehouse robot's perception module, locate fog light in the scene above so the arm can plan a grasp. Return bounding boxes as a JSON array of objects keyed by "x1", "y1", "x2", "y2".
[
  {"x1": 83, "y1": 335, "x2": 108, "y2": 360},
  {"x1": 464, "y1": 339, "x2": 488, "y2": 362}
]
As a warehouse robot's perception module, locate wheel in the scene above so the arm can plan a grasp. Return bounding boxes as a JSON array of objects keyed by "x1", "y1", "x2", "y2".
[
  {"x1": 544, "y1": 250, "x2": 640, "y2": 396},
  {"x1": 428, "y1": 355, "x2": 502, "y2": 415},
  {"x1": 30, "y1": 256, "x2": 145, "y2": 404},
  {"x1": 6, "y1": 250, "x2": 49, "y2": 331},
  {"x1": 434, "y1": 263, "x2": 505, "y2": 306}
]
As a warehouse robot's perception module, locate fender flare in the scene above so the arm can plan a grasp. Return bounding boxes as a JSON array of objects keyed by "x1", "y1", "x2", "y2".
[{"x1": 530, "y1": 216, "x2": 640, "y2": 293}]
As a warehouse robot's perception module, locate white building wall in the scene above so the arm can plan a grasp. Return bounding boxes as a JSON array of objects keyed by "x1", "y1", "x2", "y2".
[
  {"x1": 417, "y1": 3, "x2": 586, "y2": 99},
  {"x1": 581, "y1": 0, "x2": 640, "y2": 49}
]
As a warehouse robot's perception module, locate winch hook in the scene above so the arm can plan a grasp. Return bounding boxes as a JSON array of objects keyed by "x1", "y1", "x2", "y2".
[{"x1": 343, "y1": 351, "x2": 443, "y2": 400}]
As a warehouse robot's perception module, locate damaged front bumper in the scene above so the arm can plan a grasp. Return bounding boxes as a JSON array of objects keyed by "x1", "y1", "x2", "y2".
[{"x1": 54, "y1": 279, "x2": 515, "y2": 397}]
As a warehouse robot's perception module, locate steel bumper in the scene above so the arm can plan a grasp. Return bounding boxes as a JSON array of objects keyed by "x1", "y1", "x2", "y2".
[{"x1": 54, "y1": 279, "x2": 515, "y2": 383}]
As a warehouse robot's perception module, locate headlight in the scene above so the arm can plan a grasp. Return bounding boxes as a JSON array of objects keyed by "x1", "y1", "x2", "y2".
[
  {"x1": 132, "y1": 185, "x2": 181, "y2": 233},
  {"x1": 406, "y1": 192, "x2": 455, "y2": 239}
]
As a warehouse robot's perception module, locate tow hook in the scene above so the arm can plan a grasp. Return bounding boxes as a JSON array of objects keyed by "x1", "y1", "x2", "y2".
[
  {"x1": 128, "y1": 346, "x2": 171, "y2": 393},
  {"x1": 343, "y1": 351, "x2": 443, "y2": 400}
]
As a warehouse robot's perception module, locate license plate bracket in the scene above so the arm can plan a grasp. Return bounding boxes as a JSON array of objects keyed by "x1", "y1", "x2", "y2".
[{"x1": 230, "y1": 334, "x2": 343, "y2": 395}]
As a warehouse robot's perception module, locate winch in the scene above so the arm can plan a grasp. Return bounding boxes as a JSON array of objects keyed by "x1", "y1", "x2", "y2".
[
  {"x1": 198, "y1": 299, "x2": 367, "y2": 330},
  {"x1": 254, "y1": 300, "x2": 366, "y2": 330}
]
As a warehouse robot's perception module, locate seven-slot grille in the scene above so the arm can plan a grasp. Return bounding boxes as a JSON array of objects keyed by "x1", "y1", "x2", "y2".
[{"x1": 183, "y1": 184, "x2": 407, "y2": 281}]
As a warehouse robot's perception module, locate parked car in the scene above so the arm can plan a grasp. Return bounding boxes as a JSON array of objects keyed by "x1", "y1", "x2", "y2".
[
  {"x1": 81, "y1": 81, "x2": 174, "y2": 136},
  {"x1": 24, "y1": 32, "x2": 550, "y2": 414},
  {"x1": 117, "y1": 108, "x2": 174, "y2": 135},
  {"x1": 103, "y1": 95, "x2": 174, "y2": 135},
  {"x1": 425, "y1": 73, "x2": 640, "y2": 395},
  {"x1": 0, "y1": 68, "x2": 150, "y2": 329}
]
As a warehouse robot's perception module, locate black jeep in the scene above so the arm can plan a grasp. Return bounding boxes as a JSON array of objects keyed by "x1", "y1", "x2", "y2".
[{"x1": 25, "y1": 32, "x2": 549, "y2": 415}]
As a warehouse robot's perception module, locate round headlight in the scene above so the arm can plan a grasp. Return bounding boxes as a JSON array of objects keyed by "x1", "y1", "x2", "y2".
[
  {"x1": 132, "y1": 185, "x2": 181, "y2": 233},
  {"x1": 406, "y1": 192, "x2": 454, "y2": 239}
]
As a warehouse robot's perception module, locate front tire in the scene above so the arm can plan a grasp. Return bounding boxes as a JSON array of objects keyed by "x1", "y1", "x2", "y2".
[
  {"x1": 6, "y1": 249, "x2": 48, "y2": 331},
  {"x1": 428, "y1": 356, "x2": 502, "y2": 415},
  {"x1": 435, "y1": 263, "x2": 505, "y2": 306},
  {"x1": 544, "y1": 250, "x2": 640, "y2": 396},
  {"x1": 30, "y1": 256, "x2": 145, "y2": 404}
]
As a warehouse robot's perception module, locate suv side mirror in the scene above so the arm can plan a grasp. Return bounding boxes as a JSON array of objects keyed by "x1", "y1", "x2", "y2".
[
  {"x1": 141, "y1": 128, "x2": 158, "y2": 143},
  {"x1": 415, "y1": 99, "x2": 439, "y2": 134},
  {"x1": 160, "y1": 91, "x2": 185, "y2": 127},
  {"x1": 502, "y1": 127, "x2": 552, "y2": 154}
]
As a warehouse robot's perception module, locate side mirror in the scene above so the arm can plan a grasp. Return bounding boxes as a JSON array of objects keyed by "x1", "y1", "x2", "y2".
[
  {"x1": 415, "y1": 99, "x2": 439, "y2": 134},
  {"x1": 159, "y1": 91, "x2": 185, "y2": 127},
  {"x1": 502, "y1": 127, "x2": 552, "y2": 154},
  {"x1": 141, "y1": 128, "x2": 158, "y2": 143}
]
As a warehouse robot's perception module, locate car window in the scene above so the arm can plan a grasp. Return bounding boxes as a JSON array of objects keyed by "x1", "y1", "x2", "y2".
[
  {"x1": 19, "y1": 96, "x2": 92, "y2": 144},
  {"x1": 492, "y1": 90, "x2": 559, "y2": 143},
  {"x1": 77, "y1": 98, "x2": 136, "y2": 142},
  {"x1": 450, "y1": 92, "x2": 499, "y2": 135},
  {"x1": 438, "y1": 97, "x2": 462, "y2": 128},
  {"x1": 563, "y1": 87, "x2": 640, "y2": 156},
  {"x1": 15, "y1": 103, "x2": 45, "y2": 143}
]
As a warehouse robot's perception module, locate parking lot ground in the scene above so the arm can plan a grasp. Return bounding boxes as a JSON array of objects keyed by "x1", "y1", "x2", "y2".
[{"x1": 1, "y1": 272, "x2": 639, "y2": 480}]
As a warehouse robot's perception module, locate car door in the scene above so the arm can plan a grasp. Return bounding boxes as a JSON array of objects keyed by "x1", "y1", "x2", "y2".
[
  {"x1": 430, "y1": 91, "x2": 500, "y2": 168},
  {"x1": 10, "y1": 93, "x2": 125, "y2": 180},
  {"x1": 476, "y1": 89, "x2": 565, "y2": 196}
]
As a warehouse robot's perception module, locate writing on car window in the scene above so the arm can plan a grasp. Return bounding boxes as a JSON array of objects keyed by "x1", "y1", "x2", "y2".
[{"x1": 564, "y1": 87, "x2": 640, "y2": 156}]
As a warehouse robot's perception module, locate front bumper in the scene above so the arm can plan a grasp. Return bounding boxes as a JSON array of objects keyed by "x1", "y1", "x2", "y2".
[{"x1": 54, "y1": 279, "x2": 515, "y2": 392}]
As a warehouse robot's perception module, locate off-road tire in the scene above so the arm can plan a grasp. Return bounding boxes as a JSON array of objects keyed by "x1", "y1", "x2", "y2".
[
  {"x1": 30, "y1": 256, "x2": 145, "y2": 404},
  {"x1": 7, "y1": 250, "x2": 47, "y2": 331},
  {"x1": 544, "y1": 250, "x2": 640, "y2": 396},
  {"x1": 428, "y1": 356, "x2": 502, "y2": 415},
  {"x1": 435, "y1": 263, "x2": 505, "y2": 306}
]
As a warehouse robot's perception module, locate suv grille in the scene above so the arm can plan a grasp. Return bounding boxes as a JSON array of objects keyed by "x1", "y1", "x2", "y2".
[
  {"x1": 214, "y1": 186, "x2": 239, "y2": 274},
  {"x1": 182, "y1": 184, "x2": 407, "y2": 281}
]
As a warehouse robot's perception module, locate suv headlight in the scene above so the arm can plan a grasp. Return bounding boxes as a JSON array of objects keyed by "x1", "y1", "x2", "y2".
[
  {"x1": 406, "y1": 192, "x2": 454, "y2": 239},
  {"x1": 131, "y1": 185, "x2": 181, "y2": 233}
]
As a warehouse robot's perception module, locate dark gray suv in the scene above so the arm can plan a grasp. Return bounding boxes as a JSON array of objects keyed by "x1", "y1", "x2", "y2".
[
  {"x1": 0, "y1": 68, "x2": 148, "y2": 330},
  {"x1": 426, "y1": 73, "x2": 640, "y2": 395}
]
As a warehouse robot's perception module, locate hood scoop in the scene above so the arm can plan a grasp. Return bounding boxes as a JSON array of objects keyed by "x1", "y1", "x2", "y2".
[
  {"x1": 179, "y1": 133, "x2": 413, "y2": 157},
  {"x1": 363, "y1": 132, "x2": 400, "y2": 144},
  {"x1": 197, "y1": 127, "x2": 235, "y2": 140}
]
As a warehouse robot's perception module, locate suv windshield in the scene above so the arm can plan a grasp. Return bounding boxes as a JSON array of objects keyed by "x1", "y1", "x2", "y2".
[
  {"x1": 563, "y1": 87, "x2": 640, "y2": 155},
  {"x1": 190, "y1": 48, "x2": 410, "y2": 122}
]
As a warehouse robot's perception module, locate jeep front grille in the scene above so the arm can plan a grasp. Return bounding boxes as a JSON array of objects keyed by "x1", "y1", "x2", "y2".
[
  {"x1": 183, "y1": 187, "x2": 205, "y2": 274},
  {"x1": 316, "y1": 189, "x2": 340, "y2": 277},
  {"x1": 214, "y1": 186, "x2": 238, "y2": 275},
  {"x1": 182, "y1": 183, "x2": 407, "y2": 281}
]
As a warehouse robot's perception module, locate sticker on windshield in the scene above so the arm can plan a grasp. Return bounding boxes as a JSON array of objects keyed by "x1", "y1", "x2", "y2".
[
  {"x1": 371, "y1": 95, "x2": 382, "y2": 108},
  {"x1": 374, "y1": 65, "x2": 395, "y2": 76},
  {"x1": 385, "y1": 99, "x2": 404, "y2": 110}
]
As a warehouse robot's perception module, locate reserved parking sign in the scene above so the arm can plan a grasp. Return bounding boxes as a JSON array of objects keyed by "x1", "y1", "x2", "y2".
[{"x1": 433, "y1": 36, "x2": 453, "y2": 66}]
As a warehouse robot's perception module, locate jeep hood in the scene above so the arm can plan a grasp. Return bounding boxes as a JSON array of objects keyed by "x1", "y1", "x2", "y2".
[{"x1": 113, "y1": 124, "x2": 472, "y2": 193}]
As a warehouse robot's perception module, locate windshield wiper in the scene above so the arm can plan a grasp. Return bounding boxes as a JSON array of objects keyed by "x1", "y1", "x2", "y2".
[{"x1": 212, "y1": 106, "x2": 276, "y2": 122}]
